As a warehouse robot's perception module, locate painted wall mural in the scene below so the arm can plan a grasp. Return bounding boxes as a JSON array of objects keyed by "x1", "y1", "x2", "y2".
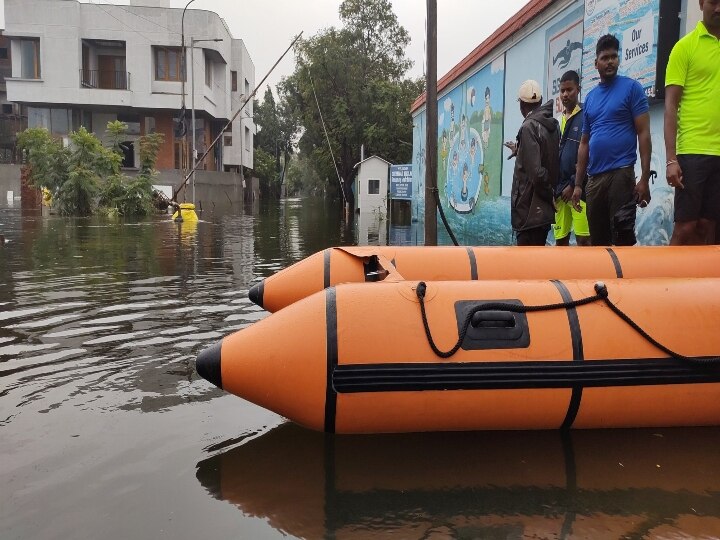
[
  {"x1": 546, "y1": 6, "x2": 585, "y2": 115},
  {"x1": 582, "y1": 0, "x2": 661, "y2": 97},
  {"x1": 408, "y1": 0, "x2": 675, "y2": 246},
  {"x1": 431, "y1": 56, "x2": 509, "y2": 244}
]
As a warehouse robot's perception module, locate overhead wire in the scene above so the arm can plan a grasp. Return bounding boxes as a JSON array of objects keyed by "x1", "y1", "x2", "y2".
[
  {"x1": 172, "y1": 32, "x2": 303, "y2": 199},
  {"x1": 307, "y1": 69, "x2": 346, "y2": 204}
]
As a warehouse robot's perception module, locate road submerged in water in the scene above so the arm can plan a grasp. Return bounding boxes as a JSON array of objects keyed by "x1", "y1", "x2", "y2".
[{"x1": 1, "y1": 199, "x2": 719, "y2": 540}]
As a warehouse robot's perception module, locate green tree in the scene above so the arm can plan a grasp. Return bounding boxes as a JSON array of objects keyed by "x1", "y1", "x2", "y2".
[
  {"x1": 279, "y1": 0, "x2": 422, "y2": 208},
  {"x1": 254, "y1": 86, "x2": 300, "y2": 198},
  {"x1": 18, "y1": 122, "x2": 161, "y2": 218},
  {"x1": 99, "y1": 130, "x2": 164, "y2": 217},
  {"x1": 17, "y1": 128, "x2": 70, "y2": 201},
  {"x1": 253, "y1": 147, "x2": 278, "y2": 197},
  {"x1": 18, "y1": 126, "x2": 118, "y2": 216},
  {"x1": 105, "y1": 120, "x2": 130, "y2": 165},
  {"x1": 285, "y1": 152, "x2": 324, "y2": 196},
  {"x1": 62, "y1": 127, "x2": 116, "y2": 216}
]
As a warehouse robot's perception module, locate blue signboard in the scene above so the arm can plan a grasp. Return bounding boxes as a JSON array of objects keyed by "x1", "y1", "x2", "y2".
[{"x1": 390, "y1": 164, "x2": 413, "y2": 200}]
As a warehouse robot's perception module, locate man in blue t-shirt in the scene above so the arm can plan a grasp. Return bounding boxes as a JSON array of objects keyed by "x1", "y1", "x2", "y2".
[{"x1": 571, "y1": 34, "x2": 652, "y2": 246}]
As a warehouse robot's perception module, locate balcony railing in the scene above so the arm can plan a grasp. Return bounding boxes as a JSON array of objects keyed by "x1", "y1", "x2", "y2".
[{"x1": 80, "y1": 69, "x2": 130, "y2": 90}]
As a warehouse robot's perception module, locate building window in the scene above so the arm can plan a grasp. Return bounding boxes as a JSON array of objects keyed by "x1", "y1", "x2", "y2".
[
  {"x1": 0, "y1": 48, "x2": 8, "y2": 60},
  {"x1": 224, "y1": 135, "x2": 232, "y2": 146},
  {"x1": 154, "y1": 46, "x2": 183, "y2": 81},
  {"x1": 231, "y1": 70, "x2": 237, "y2": 92},
  {"x1": 144, "y1": 116, "x2": 156, "y2": 134},
  {"x1": 2, "y1": 104, "x2": 12, "y2": 114},
  {"x1": 205, "y1": 55, "x2": 212, "y2": 87},
  {"x1": 19, "y1": 38, "x2": 41, "y2": 79},
  {"x1": 28, "y1": 107, "x2": 50, "y2": 129},
  {"x1": 72, "y1": 110, "x2": 93, "y2": 132},
  {"x1": 368, "y1": 179, "x2": 380, "y2": 195},
  {"x1": 28, "y1": 107, "x2": 73, "y2": 134},
  {"x1": 50, "y1": 108, "x2": 70, "y2": 135}
]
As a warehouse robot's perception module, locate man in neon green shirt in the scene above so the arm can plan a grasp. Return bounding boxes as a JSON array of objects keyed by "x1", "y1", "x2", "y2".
[{"x1": 664, "y1": 0, "x2": 720, "y2": 244}]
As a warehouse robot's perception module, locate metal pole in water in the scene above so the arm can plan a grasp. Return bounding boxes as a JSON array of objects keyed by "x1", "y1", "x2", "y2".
[{"x1": 424, "y1": 0, "x2": 438, "y2": 246}]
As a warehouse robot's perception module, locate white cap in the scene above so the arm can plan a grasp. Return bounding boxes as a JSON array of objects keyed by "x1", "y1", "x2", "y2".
[{"x1": 518, "y1": 80, "x2": 542, "y2": 103}]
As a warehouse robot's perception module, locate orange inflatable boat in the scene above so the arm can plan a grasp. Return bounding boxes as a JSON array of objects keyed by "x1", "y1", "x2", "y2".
[
  {"x1": 196, "y1": 423, "x2": 720, "y2": 539},
  {"x1": 249, "y1": 245, "x2": 720, "y2": 312},
  {"x1": 198, "y1": 277, "x2": 720, "y2": 433}
]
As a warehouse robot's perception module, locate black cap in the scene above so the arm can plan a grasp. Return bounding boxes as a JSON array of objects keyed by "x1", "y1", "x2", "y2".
[
  {"x1": 248, "y1": 280, "x2": 265, "y2": 308},
  {"x1": 196, "y1": 341, "x2": 223, "y2": 389}
]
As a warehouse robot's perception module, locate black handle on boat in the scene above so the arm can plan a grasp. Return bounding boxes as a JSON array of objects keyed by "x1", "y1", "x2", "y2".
[{"x1": 471, "y1": 311, "x2": 516, "y2": 328}]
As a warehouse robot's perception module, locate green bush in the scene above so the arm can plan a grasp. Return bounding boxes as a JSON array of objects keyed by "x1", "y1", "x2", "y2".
[{"x1": 18, "y1": 123, "x2": 164, "y2": 218}]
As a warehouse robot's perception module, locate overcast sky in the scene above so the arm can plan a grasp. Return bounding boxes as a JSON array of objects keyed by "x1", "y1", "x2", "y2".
[{"x1": 1, "y1": 0, "x2": 529, "y2": 94}]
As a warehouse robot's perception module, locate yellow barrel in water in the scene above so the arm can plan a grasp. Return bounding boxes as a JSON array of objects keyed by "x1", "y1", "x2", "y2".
[{"x1": 172, "y1": 203, "x2": 198, "y2": 222}]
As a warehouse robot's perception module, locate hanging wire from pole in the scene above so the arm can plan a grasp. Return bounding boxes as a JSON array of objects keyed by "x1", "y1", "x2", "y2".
[
  {"x1": 173, "y1": 32, "x2": 303, "y2": 201},
  {"x1": 308, "y1": 69, "x2": 347, "y2": 204}
]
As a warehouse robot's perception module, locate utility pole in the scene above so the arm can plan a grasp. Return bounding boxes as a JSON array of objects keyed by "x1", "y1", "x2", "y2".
[
  {"x1": 424, "y1": 0, "x2": 438, "y2": 246},
  {"x1": 180, "y1": 0, "x2": 196, "y2": 202}
]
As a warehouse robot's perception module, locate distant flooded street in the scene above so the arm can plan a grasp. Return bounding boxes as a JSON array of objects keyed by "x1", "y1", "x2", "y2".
[{"x1": 2, "y1": 198, "x2": 720, "y2": 540}]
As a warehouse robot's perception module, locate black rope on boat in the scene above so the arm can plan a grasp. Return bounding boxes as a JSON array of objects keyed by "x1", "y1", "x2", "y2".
[
  {"x1": 596, "y1": 286, "x2": 720, "y2": 367},
  {"x1": 416, "y1": 281, "x2": 720, "y2": 366},
  {"x1": 415, "y1": 281, "x2": 607, "y2": 358}
]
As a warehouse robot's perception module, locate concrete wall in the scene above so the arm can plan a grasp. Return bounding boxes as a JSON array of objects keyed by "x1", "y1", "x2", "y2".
[
  {"x1": 223, "y1": 39, "x2": 254, "y2": 170},
  {"x1": 5, "y1": 0, "x2": 237, "y2": 114},
  {"x1": 153, "y1": 169, "x2": 244, "y2": 213}
]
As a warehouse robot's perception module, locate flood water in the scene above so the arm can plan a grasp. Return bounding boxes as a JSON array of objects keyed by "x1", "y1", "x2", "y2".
[{"x1": 1, "y1": 197, "x2": 719, "y2": 540}]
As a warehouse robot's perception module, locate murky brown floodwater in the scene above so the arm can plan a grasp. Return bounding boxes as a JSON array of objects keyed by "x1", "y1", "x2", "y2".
[{"x1": 1, "y1": 198, "x2": 719, "y2": 540}]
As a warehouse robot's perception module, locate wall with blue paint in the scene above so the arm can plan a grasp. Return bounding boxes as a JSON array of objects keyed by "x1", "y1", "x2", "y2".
[{"x1": 411, "y1": 0, "x2": 697, "y2": 246}]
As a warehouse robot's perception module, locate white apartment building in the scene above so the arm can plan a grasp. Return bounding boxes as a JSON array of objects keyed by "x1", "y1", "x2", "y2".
[{"x1": 3, "y1": 0, "x2": 255, "y2": 173}]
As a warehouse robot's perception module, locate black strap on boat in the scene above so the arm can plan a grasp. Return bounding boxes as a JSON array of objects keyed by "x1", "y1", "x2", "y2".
[{"x1": 416, "y1": 281, "x2": 720, "y2": 366}]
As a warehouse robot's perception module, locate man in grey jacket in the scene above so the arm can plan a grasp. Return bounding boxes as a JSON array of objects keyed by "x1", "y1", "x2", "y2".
[{"x1": 504, "y1": 80, "x2": 560, "y2": 245}]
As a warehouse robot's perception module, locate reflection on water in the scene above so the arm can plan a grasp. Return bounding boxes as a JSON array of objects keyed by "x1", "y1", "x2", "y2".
[
  {"x1": 1, "y1": 197, "x2": 720, "y2": 540},
  {"x1": 198, "y1": 423, "x2": 720, "y2": 539}
]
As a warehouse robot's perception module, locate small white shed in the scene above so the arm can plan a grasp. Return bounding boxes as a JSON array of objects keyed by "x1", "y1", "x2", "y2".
[{"x1": 354, "y1": 155, "x2": 390, "y2": 215}]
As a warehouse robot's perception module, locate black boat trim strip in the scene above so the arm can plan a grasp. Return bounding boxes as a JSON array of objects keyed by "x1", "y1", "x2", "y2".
[
  {"x1": 323, "y1": 249, "x2": 331, "y2": 289},
  {"x1": 324, "y1": 287, "x2": 338, "y2": 432},
  {"x1": 332, "y1": 358, "x2": 720, "y2": 393},
  {"x1": 466, "y1": 247, "x2": 478, "y2": 280},
  {"x1": 606, "y1": 248, "x2": 623, "y2": 278},
  {"x1": 552, "y1": 280, "x2": 584, "y2": 430}
]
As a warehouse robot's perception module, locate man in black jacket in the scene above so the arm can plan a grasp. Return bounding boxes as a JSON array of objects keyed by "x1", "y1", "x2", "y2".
[
  {"x1": 504, "y1": 80, "x2": 560, "y2": 245},
  {"x1": 554, "y1": 70, "x2": 590, "y2": 245}
]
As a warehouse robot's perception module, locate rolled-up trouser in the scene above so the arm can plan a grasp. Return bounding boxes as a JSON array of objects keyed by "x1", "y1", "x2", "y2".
[{"x1": 585, "y1": 166, "x2": 637, "y2": 246}]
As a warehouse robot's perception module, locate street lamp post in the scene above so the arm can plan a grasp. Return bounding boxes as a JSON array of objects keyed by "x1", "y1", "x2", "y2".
[
  {"x1": 190, "y1": 37, "x2": 223, "y2": 204},
  {"x1": 181, "y1": 0, "x2": 196, "y2": 200}
]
